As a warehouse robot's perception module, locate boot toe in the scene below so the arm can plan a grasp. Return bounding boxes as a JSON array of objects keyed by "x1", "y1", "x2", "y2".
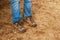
[
  {"x1": 32, "y1": 23, "x2": 37, "y2": 27},
  {"x1": 21, "y1": 29, "x2": 26, "y2": 33}
]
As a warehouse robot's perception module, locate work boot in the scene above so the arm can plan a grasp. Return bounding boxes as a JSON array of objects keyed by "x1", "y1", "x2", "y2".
[
  {"x1": 14, "y1": 22, "x2": 26, "y2": 33},
  {"x1": 25, "y1": 16, "x2": 37, "y2": 27}
]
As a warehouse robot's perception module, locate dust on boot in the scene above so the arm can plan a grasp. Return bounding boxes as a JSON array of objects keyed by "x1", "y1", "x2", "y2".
[
  {"x1": 14, "y1": 22, "x2": 26, "y2": 33},
  {"x1": 25, "y1": 16, "x2": 37, "y2": 27}
]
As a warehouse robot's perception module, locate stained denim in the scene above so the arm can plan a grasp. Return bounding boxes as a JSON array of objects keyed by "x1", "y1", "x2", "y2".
[{"x1": 11, "y1": 0, "x2": 32, "y2": 24}]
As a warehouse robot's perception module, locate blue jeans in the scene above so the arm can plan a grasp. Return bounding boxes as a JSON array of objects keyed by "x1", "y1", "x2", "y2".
[{"x1": 11, "y1": 0, "x2": 32, "y2": 24}]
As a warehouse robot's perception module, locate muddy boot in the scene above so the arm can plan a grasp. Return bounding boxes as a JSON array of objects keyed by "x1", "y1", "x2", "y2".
[
  {"x1": 17, "y1": 25, "x2": 26, "y2": 33},
  {"x1": 15, "y1": 23, "x2": 26, "y2": 33},
  {"x1": 25, "y1": 16, "x2": 37, "y2": 27}
]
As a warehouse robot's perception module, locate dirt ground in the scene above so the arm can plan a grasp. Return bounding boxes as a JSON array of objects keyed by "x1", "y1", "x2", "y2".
[{"x1": 0, "y1": 0, "x2": 60, "y2": 40}]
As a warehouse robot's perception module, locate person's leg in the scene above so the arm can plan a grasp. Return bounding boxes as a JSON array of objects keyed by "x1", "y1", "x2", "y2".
[
  {"x1": 11, "y1": 0, "x2": 22, "y2": 24},
  {"x1": 11, "y1": 0, "x2": 26, "y2": 32},
  {"x1": 24, "y1": 0, "x2": 37, "y2": 27},
  {"x1": 24, "y1": 0, "x2": 32, "y2": 18}
]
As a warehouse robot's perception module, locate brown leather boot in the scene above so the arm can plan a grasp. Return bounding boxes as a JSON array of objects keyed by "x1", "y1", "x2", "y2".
[
  {"x1": 25, "y1": 16, "x2": 37, "y2": 27},
  {"x1": 14, "y1": 22, "x2": 26, "y2": 33}
]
